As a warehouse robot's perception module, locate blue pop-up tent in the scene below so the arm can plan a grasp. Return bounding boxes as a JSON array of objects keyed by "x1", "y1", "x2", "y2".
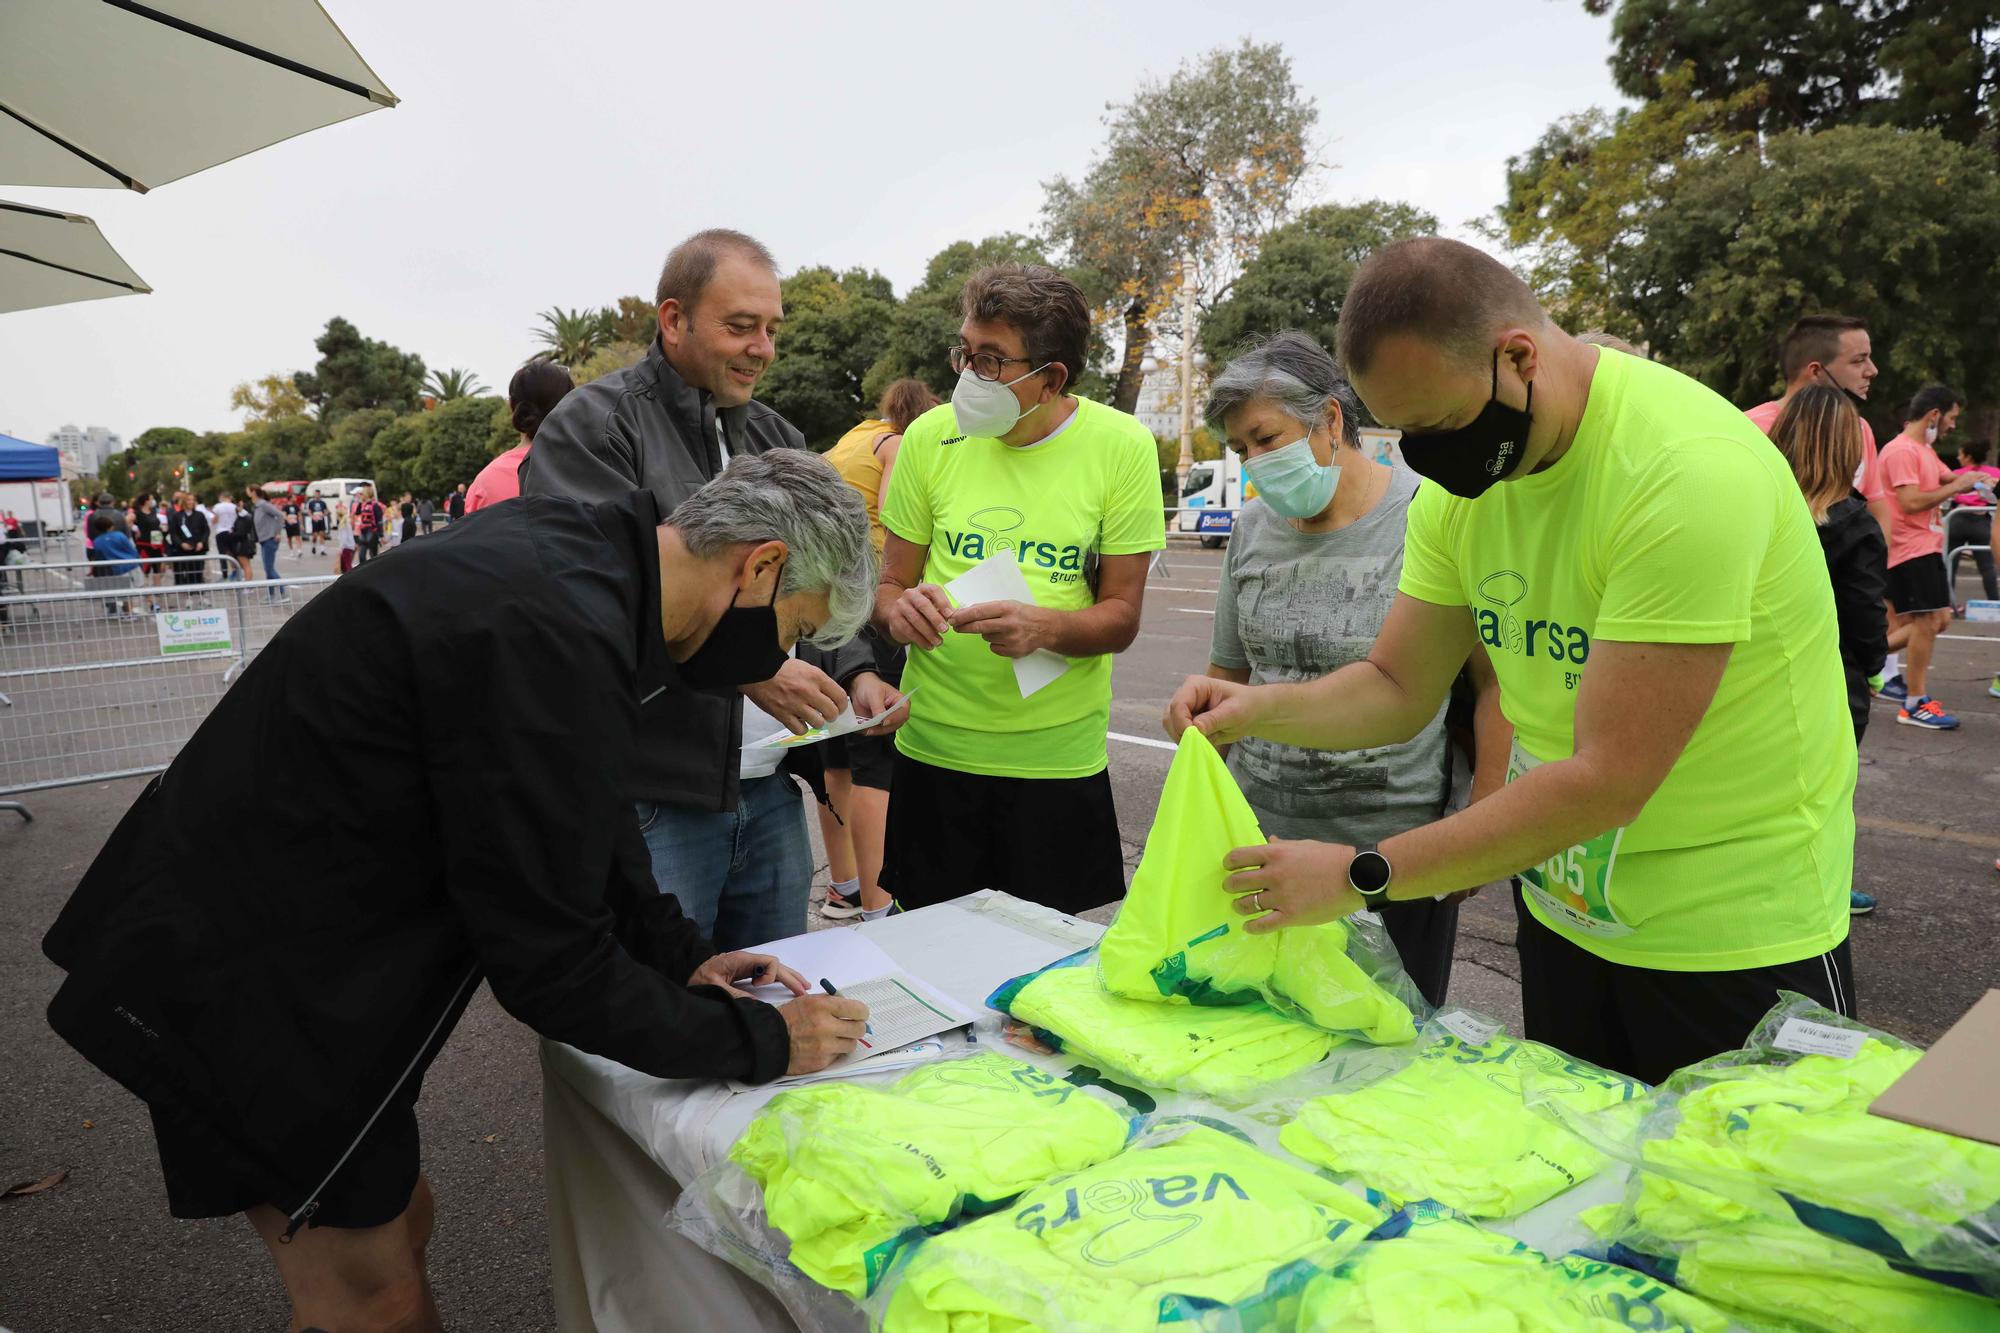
[
  {"x1": 0, "y1": 433, "x2": 61, "y2": 480},
  {"x1": 0, "y1": 432, "x2": 65, "y2": 542}
]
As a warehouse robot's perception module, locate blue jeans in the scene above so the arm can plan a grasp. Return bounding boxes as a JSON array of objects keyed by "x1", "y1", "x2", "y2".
[
  {"x1": 260, "y1": 537, "x2": 280, "y2": 581},
  {"x1": 634, "y1": 773, "x2": 811, "y2": 952}
]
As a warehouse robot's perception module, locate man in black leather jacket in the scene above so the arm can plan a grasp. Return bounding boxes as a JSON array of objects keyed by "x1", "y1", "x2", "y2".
[{"x1": 523, "y1": 228, "x2": 902, "y2": 949}]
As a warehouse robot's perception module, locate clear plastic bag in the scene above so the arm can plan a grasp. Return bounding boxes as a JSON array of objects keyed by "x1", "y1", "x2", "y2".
[
  {"x1": 1249, "y1": 1007, "x2": 1644, "y2": 1220},
  {"x1": 867, "y1": 1119, "x2": 1386, "y2": 1333},
  {"x1": 1095, "y1": 730, "x2": 1426, "y2": 1044},
  {"x1": 1288, "y1": 1200, "x2": 1734, "y2": 1332},
  {"x1": 669, "y1": 1050, "x2": 1134, "y2": 1319},
  {"x1": 987, "y1": 947, "x2": 1345, "y2": 1102},
  {"x1": 1546, "y1": 992, "x2": 2000, "y2": 1299}
]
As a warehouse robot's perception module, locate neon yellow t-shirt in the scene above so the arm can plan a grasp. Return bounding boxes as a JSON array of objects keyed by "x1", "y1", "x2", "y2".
[
  {"x1": 880, "y1": 397, "x2": 1166, "y2": 779},
  {"x1": 1397, "y1": 349, "x2": 1854, "y2": 970}
]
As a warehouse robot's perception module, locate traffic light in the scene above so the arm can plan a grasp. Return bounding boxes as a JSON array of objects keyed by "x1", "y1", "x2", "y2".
[{"x1": 240, "y1": 458, "x2": 248, "y2": 468}]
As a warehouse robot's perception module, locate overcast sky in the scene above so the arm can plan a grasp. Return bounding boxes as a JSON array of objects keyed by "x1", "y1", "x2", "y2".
[{"x1": 0, "y1": 0, "x2": 1627, "y2": 447}]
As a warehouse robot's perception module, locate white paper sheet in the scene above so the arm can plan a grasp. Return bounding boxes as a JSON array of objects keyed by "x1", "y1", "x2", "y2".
[
  {"x1": 942, "y1": 551, "x2": 1070, "y2": 697},
  {"x1": 744, "y1": 687, "x2": 918, "y2": 752}
]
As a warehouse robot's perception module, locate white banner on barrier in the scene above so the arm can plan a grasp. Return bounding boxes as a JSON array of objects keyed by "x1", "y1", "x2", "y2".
[{"x1": 156, "y1": 608, "x2": 231, "y2": 656}]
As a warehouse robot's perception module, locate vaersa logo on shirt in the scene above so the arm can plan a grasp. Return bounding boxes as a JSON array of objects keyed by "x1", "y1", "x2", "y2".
[
  {"x1": 1474, "y1": 570, "x2": 1591, "y2": 689},
  {"x1": 940, "y1": 505, "x2": 1086, "y2": 580}
]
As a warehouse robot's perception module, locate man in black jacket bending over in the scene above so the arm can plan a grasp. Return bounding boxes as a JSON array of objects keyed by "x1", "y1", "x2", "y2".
[{"x1": 43, "y1": 451, "x2": 873, "y2": 1333}]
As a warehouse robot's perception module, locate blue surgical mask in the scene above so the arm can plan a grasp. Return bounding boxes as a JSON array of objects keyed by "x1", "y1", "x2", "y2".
[{"x1": 1244, "y1": 433, "x2": 1340, "y2": 519}]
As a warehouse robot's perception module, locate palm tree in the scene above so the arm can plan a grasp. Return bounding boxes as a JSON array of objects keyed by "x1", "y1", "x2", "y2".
[
  {"x1": 533, "y1": 306, "x2": 610, "y2": 367},
  {"x1": 423, "y1": 367, "x2": 486, "y2": 402}
]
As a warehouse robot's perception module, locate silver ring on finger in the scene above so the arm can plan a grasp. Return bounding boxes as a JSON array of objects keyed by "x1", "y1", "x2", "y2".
[{"x1": 1251, "y1": 891, "x2": 1263, "y2": 913}]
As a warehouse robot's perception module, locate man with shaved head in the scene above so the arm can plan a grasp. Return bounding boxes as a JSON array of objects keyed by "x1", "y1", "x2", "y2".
[{"x1": 1167, "y1": 237, "x2": 1856, "y2": 1082}]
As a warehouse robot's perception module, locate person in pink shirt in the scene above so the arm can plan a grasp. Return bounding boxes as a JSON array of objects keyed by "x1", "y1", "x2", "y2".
[
  {"x1": 1878, "y1": 384, "x2": 1975, "y2": 729},
  {"x1": 1948, "y1": 439, "x2": 2000, "y2": 603},
  {"x1": 464, "y1": 360, "x2": 575, "y2": 514},
  {"x1": 1744, "y1": 314, "x2": 1891, "y2": 534}
]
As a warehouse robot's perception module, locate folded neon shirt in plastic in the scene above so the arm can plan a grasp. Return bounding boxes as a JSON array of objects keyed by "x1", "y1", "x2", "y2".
[
  {"x1": 1585, "y1": 1172, "x2": 2000, "y2": 1333},
  {"x1": 1556, "y1": 996, "x2": 2000, "y2": 1284},
  {"x1": 1276, "y1": 1017, "x2": 1643, "y2": 1218},
  {"x1": 989, "y1": 950, "x2": 1339, "y2": 1100},
  {"x1": 728, "y1": 1052, "x2": 1132, "y2": 1297},
  {"x1": 1095, "y1": 728, "x2": 1418, "y2": 1044},
  {"x1": 880, "y1": 1122, "x2": 1385, "y2": 1332},
  {"x1": 1294, "y1": 1201, "x2": 1730, "y2": 1331}
]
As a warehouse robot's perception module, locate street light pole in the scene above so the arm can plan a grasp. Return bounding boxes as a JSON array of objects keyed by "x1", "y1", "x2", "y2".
[{"x1": 1175, "y1": 256, "x2": 1197, "y2": 493}]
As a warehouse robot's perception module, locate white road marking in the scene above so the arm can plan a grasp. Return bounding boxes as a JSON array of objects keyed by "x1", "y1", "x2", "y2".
[
  {"x1": 1175, "y1": 607, "x2": 1216, "y2": 615},
  {"x1": 1108, "y1": 730, "x2": 1176, "y2": 751}
]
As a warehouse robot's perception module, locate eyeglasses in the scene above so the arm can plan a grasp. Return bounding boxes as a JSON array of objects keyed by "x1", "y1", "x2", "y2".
[{"x1": 948, "y1": 344, "x2": 1036, "y2": 382}]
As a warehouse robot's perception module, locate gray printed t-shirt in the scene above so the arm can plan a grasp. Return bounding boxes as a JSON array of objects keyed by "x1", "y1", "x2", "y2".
[{"x1": 1211, "y1": 465, "x2": 1450, "y2": 847}]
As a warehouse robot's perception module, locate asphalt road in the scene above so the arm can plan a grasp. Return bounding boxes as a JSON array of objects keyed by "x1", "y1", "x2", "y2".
[{"x1": 5, "y1": 538, "x2": 1999, "y2": 1330}]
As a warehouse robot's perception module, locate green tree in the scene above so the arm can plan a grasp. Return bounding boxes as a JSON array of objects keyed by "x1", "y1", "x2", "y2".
[
  {"x1": 236, "y1": 414, "x2": 320, "y2": 481},
  {"x1": 1043, "y1": 40, "x2": 1319, "y2": 412},
  {"x1": 755, "y1": 267, "x2": 898, "y2": 448},
  {"x1": 1497, "y1": 66, "x2": 1763, "y2": 340},
  {"x1": 1632, "y1": 125, "x2": 2000, "y2": 434},
  {"x1": 602, "y1": 296, "x2": 657, "y2": 345},
  {"x1": 572, "y1": 340, "x2": 646, "y2": 385},
  {"x1": 292, "y1": 317, "x2": 426, "y2": 427},
  {"x1": 862, "y1": 234, "x2": 1052, "y2": 402},
  {"x1": 116, "y1": 426, "x2": 198, "y2": 501},
  {"x1": 307, "y1": 407, "x2": 394, "y2": 479},
  {"x1": 230, "y1": 373, "x2": 314, "y2": 424},
  {"x1": 366, "y1": 413, "x2": 428, "y2": 500},
  {"x1": 414, "y1": 396, "x2": 509, "y2": 494},
  {"x1": 423, "y1": 367, "x2": 486, "y2": 402},
  {"x1": 533, "y1": 305, "x2": 609, "y2": 367},
  {"x1": 1201, "y1": 201, "x2": 1439, "y2": 358},
  {"x1": 1584, "y1": 0, "x2": 2000, "y2": 147}
]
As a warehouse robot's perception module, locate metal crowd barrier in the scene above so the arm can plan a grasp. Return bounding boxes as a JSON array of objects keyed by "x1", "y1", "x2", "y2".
[{"x1": 0, "y1": 570, "x2": 336, "y2": 818}]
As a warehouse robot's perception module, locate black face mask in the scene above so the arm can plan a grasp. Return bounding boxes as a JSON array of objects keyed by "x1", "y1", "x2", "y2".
[
  {"x1": 676, "y1": 561, "x2": 788, "y2": 695},
  {"x1": 1397, "y1": 351, "x2": 1533, "y2": 499}
]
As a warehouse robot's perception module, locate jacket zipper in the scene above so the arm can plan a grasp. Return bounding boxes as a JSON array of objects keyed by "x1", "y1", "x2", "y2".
[{"x1": 279, "y1": 962, "x2": 481, "y2": 1242}]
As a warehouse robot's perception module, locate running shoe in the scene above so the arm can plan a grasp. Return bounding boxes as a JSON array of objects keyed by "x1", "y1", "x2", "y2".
[
  {"x1": 1876, "y1": 674, "x2": 1908, "y2": 703},
  {"x1": 1866, "y1": 673, "x2": 1885, "y2": 695},
  {"x1": 819, "y1": 886, "x2": 865, "y2": 920},
  {"x1": 1897, "y1": 696, "x2": 1960, "y2": 729},
  {"x1": 1849, "y1": 890, "x2": 1877, "y2": 915},
  {"x1": 1988, "y1": 674, "x2": 2000, "y2": 699}
]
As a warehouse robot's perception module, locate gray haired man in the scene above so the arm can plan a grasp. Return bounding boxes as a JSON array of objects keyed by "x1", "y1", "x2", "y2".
[
  {"x1": 44, "y1": 449, "x2": 877, "y2": 1333},
  {"x1": 524, "y1": 227, "x2": 901, "y2": 949}
]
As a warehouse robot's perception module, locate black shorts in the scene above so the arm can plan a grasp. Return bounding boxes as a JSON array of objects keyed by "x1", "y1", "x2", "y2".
[
  {"x1": 1885, "y1": 552, "x2": 1951, "y2": 613},
  {"x1": 880, "y1": 751, "x2": 1125, "y2": 917},
  {"x1": 284, "y1": 523, "x2": 300, "y2": 536},
  {"x1": 822, "y1": 731, "x2": 896, "y2": 791},
  {"x1": 1513, "y1": 888, "x2": 1856, "y2": 1085},
  {"x1": 150, "y1": 1101, "x2": 421, "y2": 1230},
  {"x1": 311, "y1": 517, "x2": 327, "y2": 533}
]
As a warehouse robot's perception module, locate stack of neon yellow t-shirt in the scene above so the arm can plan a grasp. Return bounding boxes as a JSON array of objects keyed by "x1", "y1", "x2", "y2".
[
  {"x1": 1296, "y1": 1201, "x2": 1731, "y2": 1331},
  {"x1": 1277, "y1": 1018, "x2": 1643, "y2": 1218},
  {"x1": 991, "y1": 956, "x2": 1341, "y2": 1101},
  {"x1": 880, "y1": 1123, "x2": 1384, "y2": 1331},
  {"x1": 729, "y1": 1052, "x2": 1132, "y2": 1298},
  {"x1": 1096, "y1": 728, "x2": 1418, "y2": 1044},
  {"x1": 1585, "y1": 1173, "x2": 2000, "y2": 1333}
]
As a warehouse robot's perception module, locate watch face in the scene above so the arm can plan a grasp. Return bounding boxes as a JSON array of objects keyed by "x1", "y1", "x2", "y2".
[{"x1": 1351, "y1": 850, "x2": 1392, "y2": 895}]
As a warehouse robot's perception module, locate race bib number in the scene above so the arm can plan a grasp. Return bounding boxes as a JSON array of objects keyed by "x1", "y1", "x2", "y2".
[{"x1": 1507, "y1": 739, "x2": 1633, "y2": 939}]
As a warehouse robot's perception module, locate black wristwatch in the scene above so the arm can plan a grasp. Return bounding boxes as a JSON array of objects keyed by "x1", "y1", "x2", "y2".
[{"x1": 1348, "y1": 844, "x2": 1392, "y2": 908}]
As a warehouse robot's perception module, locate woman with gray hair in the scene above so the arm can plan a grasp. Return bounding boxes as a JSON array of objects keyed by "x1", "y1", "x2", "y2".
[{"x1": 1200, "y1": 331, "x2": 1510, "y2": 1004}]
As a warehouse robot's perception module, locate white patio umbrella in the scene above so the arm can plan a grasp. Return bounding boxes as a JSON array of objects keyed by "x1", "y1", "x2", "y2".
[
  {"x1": 0, "y1": 198, "x2": 150, "y2": 313},
  {"x1": 0, "y1": 0, "x2": 397, "y2": 193}
]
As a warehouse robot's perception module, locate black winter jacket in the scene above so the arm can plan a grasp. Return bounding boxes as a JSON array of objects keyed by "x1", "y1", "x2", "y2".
[
  {"x1": 43, "y1": 492, "x2": 790, "y2": 1225},
  {"x1": 520, "y1": 339, "x2": 871, "y2": 811},
  {"x1": 1816, "y1": 492, "x2": 1888, "y2": 739}
]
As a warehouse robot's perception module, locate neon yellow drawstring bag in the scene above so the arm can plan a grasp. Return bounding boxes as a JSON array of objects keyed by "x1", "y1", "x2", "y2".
[{"x1": 1097, "y1": 728, "x2": 1417, "y2": 1045}]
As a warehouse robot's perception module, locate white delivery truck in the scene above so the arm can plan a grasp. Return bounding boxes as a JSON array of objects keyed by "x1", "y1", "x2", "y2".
[
  {"x1": 1176, "y1": 450, "x2": 1248, "y2": 548},
  {"x1": 306, "y1": 477, "x2": 375, "y2": 503},
  {"x1": 0, "y1": 478, "x2": 73, "y2": 538}
]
